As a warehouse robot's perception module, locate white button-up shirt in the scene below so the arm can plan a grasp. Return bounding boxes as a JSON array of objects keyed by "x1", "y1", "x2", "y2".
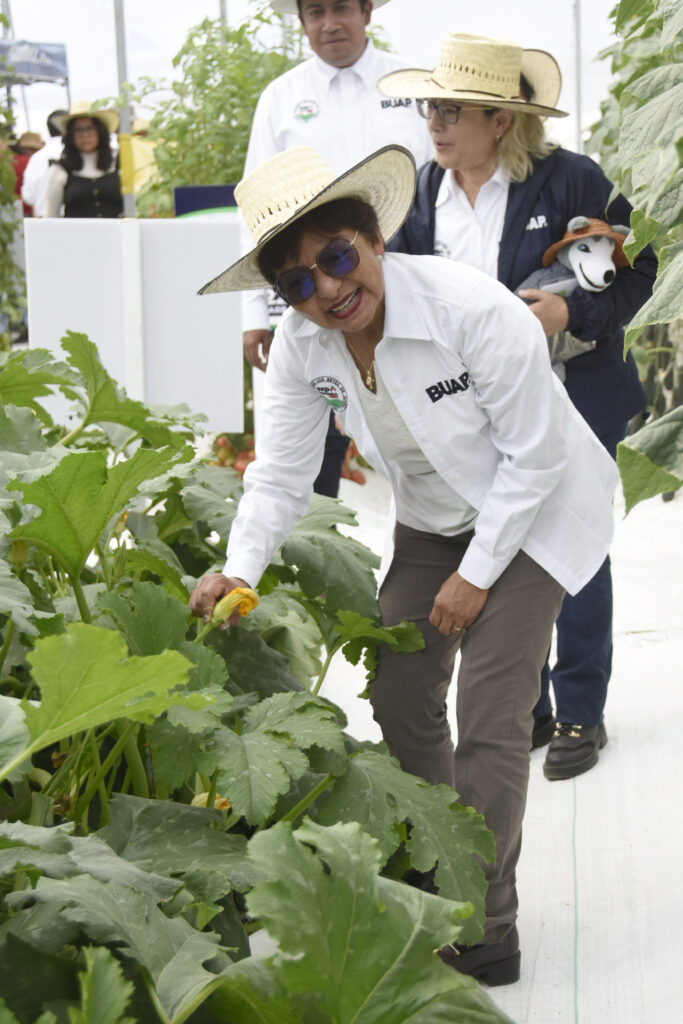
[
  {"x1": 224, "y1": 253, "x2": 617, "y2": 594},
  {"x1": 433, "y1": 166, "x2": 510, "y2": 278},
  {"x1": 241, "y1": 41, "x2": 432, "y2": 332}
]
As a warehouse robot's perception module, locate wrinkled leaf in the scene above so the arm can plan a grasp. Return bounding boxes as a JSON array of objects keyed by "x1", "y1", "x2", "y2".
[
  {"x1": 317, "y1": 751, "x2": 494, "y2": 944},
  {"x1": 68, "y1": 946, "x2": 135, "y2": 1024},
  {"x1": 625, "y1": 247, "x2": 683, "y2": 349},
  {"x1": 96, "y1": 581, "x2": 190, "y2": 655},
  {"x1": 10, "y1": 446, "x2": 193, "y2": 579}
]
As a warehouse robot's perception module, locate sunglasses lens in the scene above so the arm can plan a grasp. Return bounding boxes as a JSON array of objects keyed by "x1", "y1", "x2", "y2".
[
  {"x1": 276, "y1": 268, "x2": 315, "y2": 306},
  {"x1": 318, "y1": 237, "x2": 360, "y2": 278}
]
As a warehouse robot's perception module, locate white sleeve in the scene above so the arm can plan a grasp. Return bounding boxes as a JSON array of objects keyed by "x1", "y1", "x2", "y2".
[
  {"x1": 223, "y1": 323, "x2": 331, "y2": 585},
  {"x1": 44, "y1": 163, "x2": 68, "y2": 217},
  {"x1": 456, "y1": 281, "x2": 569, "y2": 589}
]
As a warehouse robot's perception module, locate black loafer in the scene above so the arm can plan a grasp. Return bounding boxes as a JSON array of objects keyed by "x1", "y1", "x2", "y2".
[
  {"x1": 543, "y1": 722, "x2": 608, "y2": 780},
  {"x1": 531, "y1": 712, "x2": 555, "y2": 750},
  {"x1": 438, "y1": 925, "x2": 520, "y2": 987}
]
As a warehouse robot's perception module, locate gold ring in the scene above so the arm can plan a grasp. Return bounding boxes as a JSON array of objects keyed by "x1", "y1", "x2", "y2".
[{"x1": 450, "y1": 626, "x2": 464, "y2": 634}]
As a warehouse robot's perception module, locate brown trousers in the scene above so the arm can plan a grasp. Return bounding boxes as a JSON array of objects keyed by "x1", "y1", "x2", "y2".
[{"x1": 370, "y1": 523, "x2": 565, "y2": 944}]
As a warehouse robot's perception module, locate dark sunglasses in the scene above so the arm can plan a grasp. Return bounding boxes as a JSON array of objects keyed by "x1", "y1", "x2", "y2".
[{"x1": 274, "y1": 230, "x2": 360, "y2": 306}]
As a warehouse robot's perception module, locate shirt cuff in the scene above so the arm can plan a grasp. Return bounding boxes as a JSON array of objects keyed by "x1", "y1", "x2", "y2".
[
  {"x1": 564, "y1": 290, "x2": 585, "y2": 334},
  {"x1": 457, "y1": 537, "x2": 514, "y2": 590}
]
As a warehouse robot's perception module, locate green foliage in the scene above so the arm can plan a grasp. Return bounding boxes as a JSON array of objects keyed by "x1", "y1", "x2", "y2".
[
  {"x1": 128, "y1": 4, "x2": 301, "y2": 217},
  {"x1": 587, "y1": 0, "x2": 683, "y2": 509},
  {"x1": 0, "y1": 334, "x2": 507, "y2": 1021},
  {"x1": 0, "y1": 60, "x2": 25, "y2": 351}
]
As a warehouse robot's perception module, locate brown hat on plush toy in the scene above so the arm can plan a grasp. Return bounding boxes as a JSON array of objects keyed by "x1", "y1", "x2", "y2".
[{"x1": 543, "y1": 216, "x2": 630, "y2": 268}]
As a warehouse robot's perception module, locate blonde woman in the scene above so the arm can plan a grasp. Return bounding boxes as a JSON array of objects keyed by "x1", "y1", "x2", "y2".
[{"x1": 380, "y1": 33, "x2": 656, "y2": 781}]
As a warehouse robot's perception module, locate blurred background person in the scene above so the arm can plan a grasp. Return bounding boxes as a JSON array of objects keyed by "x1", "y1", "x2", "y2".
[
  {"x1": 44, "y1": 102, "x2": 122, "y2": 218},
  {"x1": 9, "y1": 131, "x2": 44, "y2": 215},
  {"x1": 21, "y1": 109, "x2": 67, "y2": 217}
]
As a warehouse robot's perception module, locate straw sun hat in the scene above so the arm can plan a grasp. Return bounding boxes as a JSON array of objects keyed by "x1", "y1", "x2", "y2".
[
  {"x1": 269, "y1": 0, "x2": 390, "y2": 13},
  {"x1": 379, "y1": 33, "x2": 568, "y2": 118},
  {"x1": 199, "y1": 144, "x2": 416, "y2": 295},
  {"x1": 52, "y1": 101, "x2": 120, "y2": 136}
]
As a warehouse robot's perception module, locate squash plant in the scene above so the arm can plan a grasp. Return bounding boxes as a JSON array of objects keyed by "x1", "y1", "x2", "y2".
[
  {"x1": 587, "y1": 0, "x2": 683, "y2": 510},
  {"x1": 0, "y1": 334, "x2": 513, "y2": 1023}
]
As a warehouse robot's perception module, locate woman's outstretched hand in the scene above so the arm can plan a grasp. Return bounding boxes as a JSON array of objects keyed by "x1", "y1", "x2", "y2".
[
  {"x1": 429, "y1": 571, "x2": 489, "y2": 636},
  {"x1": 189, "y1": 573, "x2": 252, "y2": 628}
]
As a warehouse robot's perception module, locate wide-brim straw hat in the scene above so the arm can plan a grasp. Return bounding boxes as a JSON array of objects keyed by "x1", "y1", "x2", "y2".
[
  {"x1": 378, "y1": 33, "x2": 568, "y2": 118},
  {"x1": 52, "y1": 101, "x2": 120, "y2": 136},
  {"x1": 199, "y1": 144, "x2": 416, "y2": 295},
  {"x1": 270, "y1": 0, "x2": 389, "y2": 13},
  {"x1": 18, "y1": 131, "x2": 44, "y2": 151},
  {"x1": 543, "y1": 217, "x2": 630, "y2": 268}
]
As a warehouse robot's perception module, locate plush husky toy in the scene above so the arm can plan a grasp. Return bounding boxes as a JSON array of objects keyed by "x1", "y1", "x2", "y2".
[{"x1": 517, "y1": 215, "x2": 630, "y2": 377}]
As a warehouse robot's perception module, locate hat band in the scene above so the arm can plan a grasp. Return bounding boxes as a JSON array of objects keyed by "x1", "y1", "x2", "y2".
[{"x1": 430, "y1": 72, "x2": 519, "y2": 102}]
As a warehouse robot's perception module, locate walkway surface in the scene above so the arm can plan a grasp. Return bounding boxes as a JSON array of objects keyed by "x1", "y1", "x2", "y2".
[{"x1": 320, "y1": 469, "x2": 683, "y2": 1023}]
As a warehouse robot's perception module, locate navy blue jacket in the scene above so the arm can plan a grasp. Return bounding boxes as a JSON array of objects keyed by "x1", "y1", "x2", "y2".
[{"x1": 388, "y1": 148, "x2": 656, "y2": 436}]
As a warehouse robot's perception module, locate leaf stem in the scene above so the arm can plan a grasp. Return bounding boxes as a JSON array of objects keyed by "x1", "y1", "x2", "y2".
[
  {"x1": 311, "y1": 645, "x2": 341, "y2": 696},
  {"x1": 123, "y1": 725, "x2": 149, "y2": 798},
  {"x1": 0, "y1": 617, "x2": 15, "y2": 677},
  {"x1": 72, "y1": 721, "x2": 136, "y2": 820},
  {"x1": 70, "y1": 575, "x2": 92, "y2": 624},
  {"x1": 278, "y1": 772, "x2": 334, "y2": 826},
  {"x1": 95, "y1": 541, "x2": 112, "y2": 590}
]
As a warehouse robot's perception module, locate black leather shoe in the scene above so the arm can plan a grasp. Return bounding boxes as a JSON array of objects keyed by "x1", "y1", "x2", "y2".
[
  {"x1": 438, "y1": 926, "x2": 520, "y2": 987},
  {"x1": 531, "y1": 712, "x2": 555, "y2": 750},
  {"x1": 543, "y1": 722, "x2": 608, "y2": 780}
]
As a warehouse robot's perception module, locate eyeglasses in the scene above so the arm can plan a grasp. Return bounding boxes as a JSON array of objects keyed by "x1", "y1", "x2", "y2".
[
  {"x1": 274, "y1": 230, "x2": 360, "y2": 306},
  {"x1": 417, "y1": 99, "x2": 463, "y2": 124}
]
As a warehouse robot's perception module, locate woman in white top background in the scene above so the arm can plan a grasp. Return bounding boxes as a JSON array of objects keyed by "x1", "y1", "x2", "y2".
[{"x1": 44, "y1": 102, "x2": 122, "y2": 219}]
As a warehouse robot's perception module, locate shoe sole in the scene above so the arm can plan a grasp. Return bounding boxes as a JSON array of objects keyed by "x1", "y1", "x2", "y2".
[
  {"x1": 543, "y1": 724, "x2": 608, "y2": 781},
  {"x1": 458, "y1": 950, "x2": 521, "y2": 987}
]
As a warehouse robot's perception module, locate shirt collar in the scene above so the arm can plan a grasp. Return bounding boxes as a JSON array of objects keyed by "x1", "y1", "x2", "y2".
[
  {"x1": 311, "y1": 39, "x2": 377, "y2": 91},
  {"x1": 436, "y1": 163, "x2": 510, "y2": 207}
]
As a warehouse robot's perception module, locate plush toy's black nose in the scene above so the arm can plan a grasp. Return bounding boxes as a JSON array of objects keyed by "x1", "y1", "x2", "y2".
[{"x1": 604, "y1": 268, "x2": 615, "y2": 283}]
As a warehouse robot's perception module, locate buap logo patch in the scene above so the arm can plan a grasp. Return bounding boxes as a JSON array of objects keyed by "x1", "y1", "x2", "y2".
[
  {"x1": 295, "y1": 99, "x2": 319, "y2": 122},
  {"x1": 311, "y1": 376, "x2": 348, "y2": 411},
  {"x1": 425, "y1": 373, "x2": 470, "y2": 403}
]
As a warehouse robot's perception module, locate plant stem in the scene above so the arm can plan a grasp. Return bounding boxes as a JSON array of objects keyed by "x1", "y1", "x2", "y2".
[
  {"x1": 61, "y1": 415, "x2": 89, "y2": 447},
  {"x1": 0, "y1": 617, "x2": 15, "y2": 677},
  {"x1": 278, "y1": 772, "x2": 334, "y2": 826},
  {"x1": 70, "y1": 575, "x2": 92, "y2": 624},
  {"x1": 123, "y1": 726, "x2": 149, "y2": 798},
  {"x1": 95, "y1": 541, "x2": 112, "y2": 590},
  {"x1": 72, "y1": 721, "x2": 136, "y2": 820},
  {"x1": 89, "y1": 730, "x2": 110, "y2": 827},
  {"x1": 311, "y1": 645, "x2": 340, "y2": 696},
  {"x1": 206, "y1": 769, "x2": 219, "y2": 810}
]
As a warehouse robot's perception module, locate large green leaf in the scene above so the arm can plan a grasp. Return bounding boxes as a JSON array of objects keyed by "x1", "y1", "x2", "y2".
[
  {"x1": 198, "y1": 723, "x2": 309, "y2": 826},
  {"x1": 7, "y1": 875, "x2": 226, "y2": 1024},
  {"x1": 317, "y1": 751, "x2": 494, "y2": 944},
  {"x1": 282, "y1": 496, "x2": 380, "y2": 617},
  {"x1": 0, "y1": 623, "x2": 207, "y2": 783},
  {"x1": 68, "y1": 946, "x2": 136, "y2": 1024},
  {"x1": 0, "y1": 937, "x2": 79, "y2": 1022},
  {"x1": 98, "y1": 794, "x2": 258, "y2": 899},
  {"x1": 219, "y1": 820, "x2": 513, "y2": 1024},
  {"x1": 617, "y1": 405, "x2": 683, "y2": 511},
  {"x1": 0, "y1": 822, "x2": 180, "y2": 903},
  {"x1": 246, "y1": 590, "x2": 323, "y2": 686},
  {"x1": 9, "y1": 445, "x2": 193, "y2": 579},
  {"x1": 60, "y1": 331, "x2": 188, "y2": 449},
  {"x1": 95, "y1": 582, "x2": 190, "y2": 655},
  {"x1": 244, "y1": 691, "x2": 347, "y2": 760},
  {"x1": 0, "y1": 348, "x2": 79, "y2": 425},
  {"x1": 0, "y1": 400, "x2": 49, "y2": 455},
  {"x1": 625, "y1": 247, "x2": 683, "y2": 349},
  {"x1": 0, "y1": 560, "x2": 39, "y2": 635},
  {"x1": 213, "y1": 627, "x2": 305, "y2": 697}
]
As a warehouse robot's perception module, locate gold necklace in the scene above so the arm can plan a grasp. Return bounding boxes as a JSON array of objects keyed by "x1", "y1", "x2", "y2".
[{"x1": 346, "y1": 340, "x2": 375, "y2": 389}]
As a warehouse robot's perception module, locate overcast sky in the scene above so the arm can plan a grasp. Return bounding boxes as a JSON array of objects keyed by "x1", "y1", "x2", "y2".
[{"x1": 8, "y1": 0, "x2": 619, "y2": 154}]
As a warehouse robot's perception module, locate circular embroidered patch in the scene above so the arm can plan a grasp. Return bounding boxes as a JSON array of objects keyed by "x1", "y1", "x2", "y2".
[
  {"x1": 294, "y1": 99, "x2": 320, "y2": 122},
  {"x1": 311, "y1": 376, "x2": 348, "y2": 411}
]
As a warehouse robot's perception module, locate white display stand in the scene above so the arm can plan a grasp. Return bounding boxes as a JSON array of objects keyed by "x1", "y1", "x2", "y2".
[{"x1": 24, "y1": 217, "x2": 244, "y2": 433}]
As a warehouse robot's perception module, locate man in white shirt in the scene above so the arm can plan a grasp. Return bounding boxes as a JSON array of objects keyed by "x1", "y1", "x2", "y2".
[{"x1": 242, "y1": 0, "x2": 431, "y2": 494}]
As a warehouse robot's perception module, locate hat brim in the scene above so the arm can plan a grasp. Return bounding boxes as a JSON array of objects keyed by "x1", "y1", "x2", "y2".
[
  {"x1": 52, "y1": 108, "x2": 120, "y2": 135},
  {"x1": 199, "y1": 145, "x2": 417, "y2": 295},
  {"x1": 378, "y1": 48, "x2": 567, "y2": 118},
  {"x1": 270, "y1": 0, "x2": 389, "y2": 12},
  {"x1": 543, "y1": 226, "x2": 629, "y2": 267}
]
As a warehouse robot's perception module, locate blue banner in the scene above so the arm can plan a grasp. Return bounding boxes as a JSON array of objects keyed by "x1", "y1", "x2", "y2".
[{"x1": 0, "y1": 40, "x2": 68, "y2": 85}]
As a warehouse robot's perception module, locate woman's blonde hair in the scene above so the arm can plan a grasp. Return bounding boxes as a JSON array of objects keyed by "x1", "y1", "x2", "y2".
[{"x1": 496, "y1": 111, "x2": 557, "y2": 182}]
